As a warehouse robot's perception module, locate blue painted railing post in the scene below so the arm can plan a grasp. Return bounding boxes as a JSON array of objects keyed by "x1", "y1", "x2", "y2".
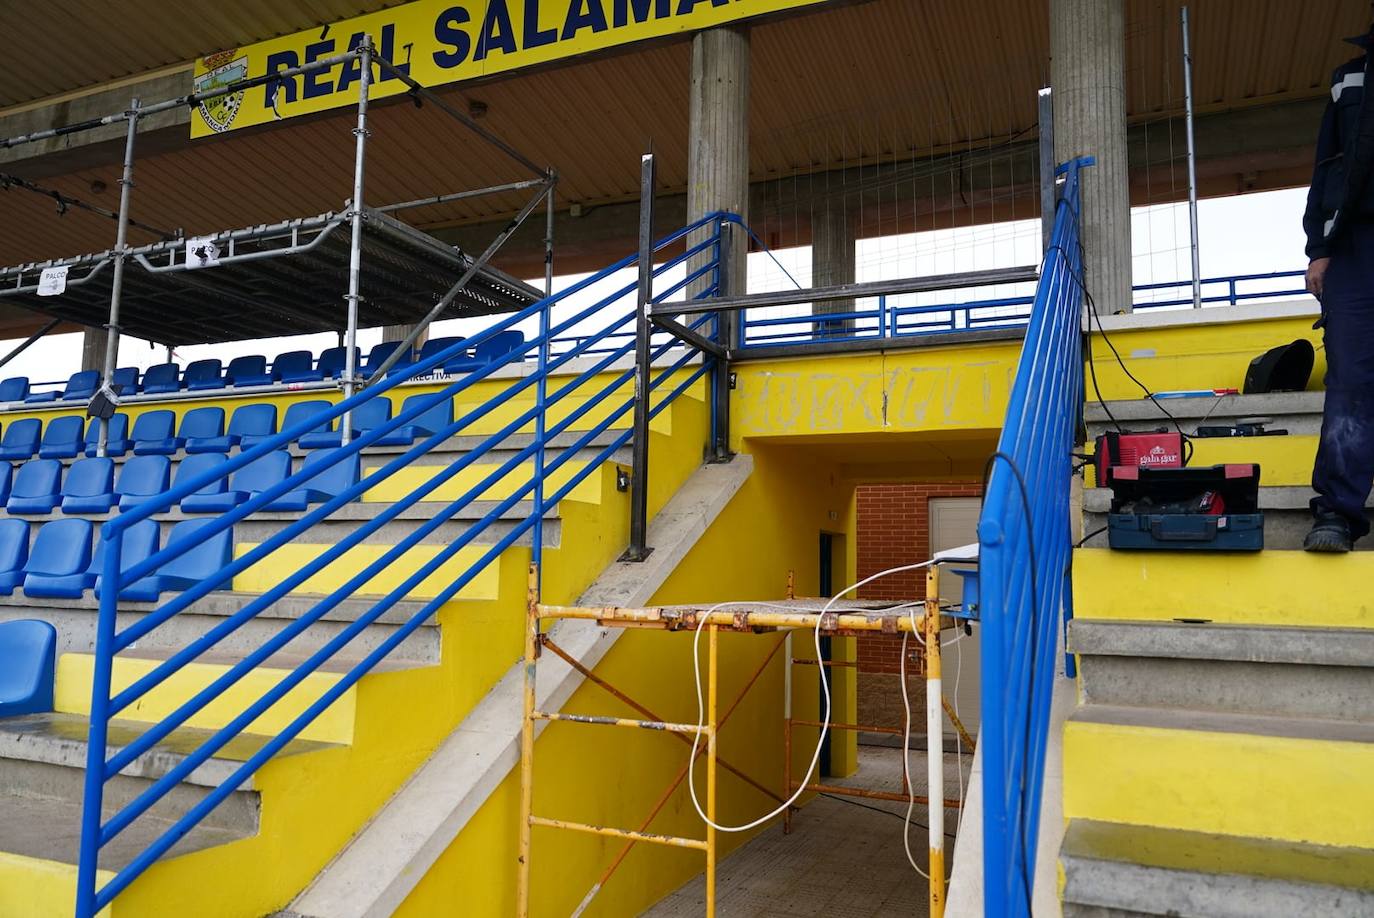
[
  {"x1": 76, "y1": 531, "x2": 123, "y2": 918},
  {"x1": 979, "y1": 156, "x2": 1091, "y2": 916}
]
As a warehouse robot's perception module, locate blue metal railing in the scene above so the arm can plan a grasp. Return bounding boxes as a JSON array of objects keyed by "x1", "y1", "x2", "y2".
[
  {"x1": 976, "y1": 158, "x2": 1090, "y2": 916},
  {"x1": 74, "y1": 214, "x2": 731, "y2": 917},
  {"x1": 731, "y1": 268, "x2": 1308, "y2": 349}
]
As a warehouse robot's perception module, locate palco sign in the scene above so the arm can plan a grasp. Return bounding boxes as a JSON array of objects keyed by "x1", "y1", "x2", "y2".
[{"x1": 190, "y1": 0, "x2": 827, "y2": 137}]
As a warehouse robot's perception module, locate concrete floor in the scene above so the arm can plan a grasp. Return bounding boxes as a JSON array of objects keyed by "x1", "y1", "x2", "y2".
[{"x1": 644, "y1": 744, "x2": 975, "y2": 917}]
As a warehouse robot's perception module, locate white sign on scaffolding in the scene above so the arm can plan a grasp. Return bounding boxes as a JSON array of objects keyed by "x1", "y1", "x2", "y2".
[
  {"x1": 186, "y1": 237, "x2": 221, "y2": 269},
  {"x1": 36, "y1": 265, "x2": 69, "y2": 297}
]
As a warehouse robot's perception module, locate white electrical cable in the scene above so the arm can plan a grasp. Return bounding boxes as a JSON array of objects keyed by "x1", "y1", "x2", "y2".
[
  {"x1": 899, "y1": 613, "x2": 931, "y2": 880},
  {"x1": 685, "y1": 561, "x2": 936, "y2": 834}
]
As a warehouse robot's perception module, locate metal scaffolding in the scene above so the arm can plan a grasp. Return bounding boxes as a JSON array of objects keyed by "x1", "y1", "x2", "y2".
[
  {"x1": 0, "y1": 35, "x2": 555, "y2": 456},
  {"x1": 517, "y1": 562, "x2": 973, "y2": 918}
]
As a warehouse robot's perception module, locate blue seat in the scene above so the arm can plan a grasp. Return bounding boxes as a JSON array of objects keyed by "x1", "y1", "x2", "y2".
[
  {"x1": 131, "y1": 410, "x2": 181, "y2": 455},
  {"x1": 178, "y1": 407, "x2": 224, "y2": 446},
  {"x1": 277, "y1": 399, "x2": 332, "y2": 444},
  {"x1": 319, "y1": 346, "x2": 360, "y2": 380},
  {"x1": 0, "y1": 619, "x2": 56, "y2": 715},
  {"x1": 60, "y1": 457, "x2": 116, "y2": 514},
  {"x1": 184, "y1": 359, "x2": 224, "y2": 391},
  {"x1": 274, "y1": 350, "x2": 323, "y2": 384},
  {"x1": 91, "y1": 518, "x2": 161, "y2": 601},
  {"x1": 83, "y1": 413, "x2": 131, "y2": 458},
  {"x1": 226, "y1": 355, "x2": 272, "y2": 388},
  {"x1": 0, "y1": 418, "x2": 41, "y2": 461},
  {"x1": 360, "y1": 341, "x2": 409, "y2": 380},
  {"x1": 182, "y1": 449, "x2": 290, "y2": 514},
  {"x1": 375, "y1": 393, "x2": 454, "y2": 447},
  {"x1": 299, "y1": 398, "x2": 391, "y2": 449},
  {"x1": 394, "y1": 336, "x2": 464, "y2": 376},
  {"x1": 0, "y1": 419, "x2": 42, "y2": 461},
  {"x1": 7, "y1": 460, "x2": 62, "y2": 514},
  {"x1": 266, "y1": 449, "x2": 360, "y2": 511},
  {"x1": 115, "y1": 454, "x2": 171, "y2": 511},
  {"x1": 111, "y1": 367, "x2": 139, "y2": 396},
  {"x1": 141, "y1": 363, "x2": 181, "y2": 395},
  {"x1": 198, "y1": 403, "x2": 277, "y2": 453},
  {"x1": 444, "y1": 330, "x2": 526, "y2": 373},
  {"x1": 0, "y1": 377, "x2": 29, "y2": 402},
  {"x1": 0, "y1": 463, "x2": 11, "y2": 505},
  {"x1": 22, "y1": 518, "x2": 93, "y2": 599},
  {"x1": 65, "y1": 370, "x2": 100, "y2": 401},
  {"x1": 172, "y1": 452, "x2": 230, "y2": 512},
  {"x1": 121, "y1": 519, "x2": 233, "y2": 601},
  {"x1": 37, "y1": 415, "x2": 84, "y2": 460},
  {"x1": 0, "y1": 520, "x2": 29, "y2": 595},
  {"x1": 25, "y1": 370, "x2": 98, "y2": 404}
]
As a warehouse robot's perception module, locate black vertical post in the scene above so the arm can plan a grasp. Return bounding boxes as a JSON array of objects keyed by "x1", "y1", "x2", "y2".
[
  {"x1": 710, "y1": 218, "x2": 735, "y2": 462},
  {"x1": 627, "y1": 153, "x2": 656, "y2": 561}
]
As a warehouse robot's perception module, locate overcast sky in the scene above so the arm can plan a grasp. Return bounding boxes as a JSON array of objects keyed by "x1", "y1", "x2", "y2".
[{"x1": 0, "y1": 186, "x2": 1315, "y2": 389}]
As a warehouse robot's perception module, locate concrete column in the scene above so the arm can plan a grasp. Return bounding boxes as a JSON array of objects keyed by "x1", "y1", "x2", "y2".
[
  {"x1": 687, "y1": 26, "x2": 750, "y2": 302},
  {"x1": 811, "y1": 203, "x2": 856, "y2": 332},
  {"x1": 382, "y1": 323, "x2": 426, "y2": 348},
  {"x1": 1051, "y1": 0, "x2": 1132, "y2": 312},
  {"x1": 81, "y1": 327, "x2": 109, "y2": 372}
]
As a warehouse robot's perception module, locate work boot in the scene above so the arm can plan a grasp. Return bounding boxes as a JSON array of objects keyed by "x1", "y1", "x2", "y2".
[{"x1": 1304, "y1": 511, "x2": 1354, "y2": 553}]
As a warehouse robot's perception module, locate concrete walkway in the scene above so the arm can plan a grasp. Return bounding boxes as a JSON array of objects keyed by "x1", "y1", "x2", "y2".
[{"x1": 645, "y1": 744, "x2": 974, "y2": 917}]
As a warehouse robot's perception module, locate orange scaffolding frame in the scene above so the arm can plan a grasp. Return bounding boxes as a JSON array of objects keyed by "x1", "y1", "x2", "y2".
[{"x1": 514, "y1": 563, "x2": 972, "y2": 918}]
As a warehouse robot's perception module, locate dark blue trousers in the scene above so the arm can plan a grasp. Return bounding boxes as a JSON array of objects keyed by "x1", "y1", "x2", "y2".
[{"x1": 1313, "y1": 220, "x2": 1374, "y2": 539}]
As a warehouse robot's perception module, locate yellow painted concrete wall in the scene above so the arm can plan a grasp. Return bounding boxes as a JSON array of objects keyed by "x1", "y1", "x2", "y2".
[{"x1": 397, "y1": 441, "x2": 853, "y2": 917}]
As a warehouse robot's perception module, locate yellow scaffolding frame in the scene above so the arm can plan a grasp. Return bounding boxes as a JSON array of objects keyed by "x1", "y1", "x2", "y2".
[{"x1": 515, "y1": 563, "x2": 968, "y2": 918}]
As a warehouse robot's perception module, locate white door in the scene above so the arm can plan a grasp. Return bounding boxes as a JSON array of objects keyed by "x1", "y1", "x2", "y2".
[{"x1": 930, "y1": 497, "x2": 982, "y2": 736}]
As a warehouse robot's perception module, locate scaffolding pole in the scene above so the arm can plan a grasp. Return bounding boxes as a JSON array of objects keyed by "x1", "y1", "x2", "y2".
[
  {"x1": 925, "y1": 565, "x2": 946, "y2": 918},
  {"x1": 96, "y1": 99, "x2": 141, "y2": 460},
  {"x1": 340, "y1": 36, "x2": 372, "y2": 447},
  {"x1": 522, "y1": 570, "x2": 973, "y2": 917}
]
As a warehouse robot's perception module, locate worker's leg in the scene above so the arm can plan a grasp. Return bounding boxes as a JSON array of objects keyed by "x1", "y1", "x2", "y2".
[{"x1": 1310, "y1": 222, "x2": 1374, "y2": 549}]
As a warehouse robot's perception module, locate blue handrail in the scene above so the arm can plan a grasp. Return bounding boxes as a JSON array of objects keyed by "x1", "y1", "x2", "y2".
[
  {"x1": 74, "y1": 213, "x2": 731, "y2": 916},
  {"x1": 730, "y1": 268, "x2": 1308, "y2": 349},
  {"x1": 976, "y1": 158, "x2": 1090, "y2": 916}
]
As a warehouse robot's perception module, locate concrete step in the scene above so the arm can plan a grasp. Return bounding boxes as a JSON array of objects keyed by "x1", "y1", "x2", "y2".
[
  {"x1": 1068, "y1": 619, "x2": 1374, "y2": 721},
  {"x1": 1064, "y1": 705, "x2": 1374, "y2": 850},
  {"x1": 0, "y1": 590, "x2": 446, "y2": 664},
  {"x1": 0, "y1": 711, "x2": 336, "y2": 872},
  {"x1": 1073, "y1": 548, "x2": 1374, "y2": 629},
  {"x1": 1060, "y1": 818, "x2": 1374, "y2": 918},
  {"x1": 4, "y1": 500, "x2": 564, "y2": 549},
  {"x1": 1085, "y1": 391, "x2": 1325, "y2": 438}
]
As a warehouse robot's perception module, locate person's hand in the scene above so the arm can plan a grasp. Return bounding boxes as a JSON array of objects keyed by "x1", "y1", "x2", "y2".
[{"x1": 1307, "y1": 257, "x2": 1331, "y2": 298}]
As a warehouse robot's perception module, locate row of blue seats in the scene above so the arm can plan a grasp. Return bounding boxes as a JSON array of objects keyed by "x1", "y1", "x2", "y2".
[
  {"x1": 0, "y1": 516, "x2": 231, "y2": 601},
  {"x1": 0, "y1": 393, "x2": 455, "y2": 461},
  {"x1": 0, "y1": 448, "x2": 359, "y2": 516},
  {"x1": 11, "y1": 331, "x2": 526, "y2": 403}
]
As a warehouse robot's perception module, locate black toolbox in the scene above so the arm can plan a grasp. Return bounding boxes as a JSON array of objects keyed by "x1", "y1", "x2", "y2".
[{"x1": 1105, "y1": 464, "x2": 1263, "y2": 552}]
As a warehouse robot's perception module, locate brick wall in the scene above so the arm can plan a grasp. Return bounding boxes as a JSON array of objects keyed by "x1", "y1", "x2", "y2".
[{"x1": 854, "y1": 482, "x2": 983, "y2": 676}]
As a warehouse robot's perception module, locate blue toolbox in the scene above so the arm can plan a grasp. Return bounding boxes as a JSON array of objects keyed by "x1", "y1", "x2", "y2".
[{"x1": 1106, "y1": 463, "x2": 1264, "y2": 552}]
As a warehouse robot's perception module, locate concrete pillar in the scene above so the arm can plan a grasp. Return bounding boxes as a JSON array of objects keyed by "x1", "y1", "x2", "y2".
[
  {"x1": 382, "y1": 323, "x2": 426, "y2": 350},
  {"x1": 1051, "y1": 0, "x2": 1132, "y2": 312},
  {"x1": 811, "y1": 203, "x2": 856, "y2": 332},
  {"x1": 81, "y1": 327, "x2": 108, "y2": 372},
  {"x1": 687, "y1": 26, "x2": 750, "y2": 302}
]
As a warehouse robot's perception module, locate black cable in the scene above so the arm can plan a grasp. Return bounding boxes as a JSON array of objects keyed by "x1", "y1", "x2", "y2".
[
  {"x1": 1076, "y1": 525, "x2": 1107, "y2": 548},
  {"x1": 1046, "y1": 240, "x2": 1196, "y2": 465},
  {"x1": 980, "y1": 450, "x2": 1040, "y2": 913},
  {"x1": 817, "y1": 792, "x2": 958, "y2": 841}
]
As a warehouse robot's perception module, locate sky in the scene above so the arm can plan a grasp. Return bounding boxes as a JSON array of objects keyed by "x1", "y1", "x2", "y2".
[{"x1": 0, "y1": 186, "x2": 1315, "y2": 389}]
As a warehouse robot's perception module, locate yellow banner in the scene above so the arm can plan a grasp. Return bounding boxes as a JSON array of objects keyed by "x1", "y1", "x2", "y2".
[{"x1": 191, "y1": 0, "x2": 827, "y2": 137}]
